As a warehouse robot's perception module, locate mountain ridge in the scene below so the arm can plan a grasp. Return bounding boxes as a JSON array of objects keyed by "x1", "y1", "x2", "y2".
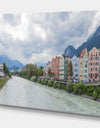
[
  {"x1": 63, "y1": 25, "x2": 100, "y2": 58},
  {"x1": 0, "y1": 54, "x2": 24, "y2": 71}
]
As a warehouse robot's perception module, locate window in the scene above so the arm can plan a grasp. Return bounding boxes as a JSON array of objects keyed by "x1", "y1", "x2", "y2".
[
  {"x1": 85, "y1": 63, "x2": 87, "y2": 67},
  {"x1": 95, "y1": 68, "x2": 97, "y2": 71},
  {"x1": 96, "y1": 52, "x2": 97, "y2": 56}
]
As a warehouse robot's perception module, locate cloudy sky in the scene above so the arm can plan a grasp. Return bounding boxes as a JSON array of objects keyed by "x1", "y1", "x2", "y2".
[{"x1": 0, "y1": 11, "x2": 100, "y2": 66}]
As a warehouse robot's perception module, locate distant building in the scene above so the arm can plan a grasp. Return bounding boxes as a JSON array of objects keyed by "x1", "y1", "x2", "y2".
[
  {"x1": 71, "y1": 55, "x2": 79, "y2": 81},
  {"x1": 88, "y1": 47, "x2": 100, "y2": 82},
  {"x1": 64, "y1": 57, "x2": 68, "y2": 80},
  {"x1": 43, "y1": 67, "x2": 47, "y2": 78},
  {"x1": 59, "y1": 55, "x2": 64, "y2": 80},
  {"x1": 18, "y1": 64, "x2": 28, "y2": 72},
  {"x1": 46, "y1": 61, "x2": 51, "y2": 78},
  {"x1": 79, "y1": 49, "x2": 85, "y2": 82},
  {"x1": 83, "y1": 48, "x2": 88, "y2": 82},
  {"x1": 99, "y1": 51, "x2": 100, "y2": 80},
  {"x1": 67, "y1": 58, "x2": 73, "y2": 80},
  {"x1": 51, "y1": 56, "x2": 60, "y2": 80},
  {"x1": 33, "y1": 64, "x2": 38, "y2": 69},
  {"x1": 0, "y1": 64, "x2": 5, "y2": 76}
]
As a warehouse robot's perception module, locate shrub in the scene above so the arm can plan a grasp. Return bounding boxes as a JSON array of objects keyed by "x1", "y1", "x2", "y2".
[
  {"x1": 78, "y1": 88, "x2": 83, "y2": 95},
  {"x1": 47, "y1": 80, "x2": 52, "y2": 86},
  {"x1": 41, "y1": 78, "x2": 45, "y2": 84},
  {"x1": 53, "y1": 81, "x2": 57, "y2": 88},
  {"x1": 78, "y1": 82, "x2": 86, "y2": 95},
  {"x1": 73, "y1": 84, "x2": 79, "y2": 94},
  {"x1": 60, "y1": 84, "x2": 66, "y2": 89},
  {"x1": 56, "y1": 84, "x2": 61, "y2": 89},
  {"x1": 64, "y1": 86, "x2": 67, "y2": 90},
  {"x1": 86, "y1": 84, "x2": 94, "y2": 96},
  {"x1": 30, "y1": 76, "x2": 37, "y2": 82},
  {"x1": 44, "y1": 79, "x2": 48, "y2": 85},
  {"x1": 98, "y1": 93, "x2": 100, "y2": 99},
  {"x1": 0, "y1": 77, "x2": 9, "y2": 87},
  {"x1": 67, "y1": 80, "x2": 73, "y2": 93},
  {"x1": 93, "y1": 89, "x2": 98, "y2": 100},
  {"x1": 38, "y1": 78, "x2": 41, "y2": 83}
]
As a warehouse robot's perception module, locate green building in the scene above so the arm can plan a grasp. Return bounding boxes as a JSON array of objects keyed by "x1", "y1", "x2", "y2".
[{"x1": 64, "y1": 57, "x2": 68, "y2": 80}]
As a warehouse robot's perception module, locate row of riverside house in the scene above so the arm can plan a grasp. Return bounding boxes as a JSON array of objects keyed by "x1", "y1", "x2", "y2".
[{"x1": 43, "y1": 47, "x2": 100, "y2": 83}]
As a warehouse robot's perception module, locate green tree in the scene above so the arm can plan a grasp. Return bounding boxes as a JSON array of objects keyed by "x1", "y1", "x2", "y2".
[
  {"x1": 37, "y1": 68, "x2": 43, "y2": 76},
  {"x1": 3, "y1": 62, "x2": 11, "y2": 77},
  {"x1": 67, "y1": 80, "x2": 73, "y2": 93},
  {"x1": 93, "y1": 89, "x2": 98, "y2": 100}
]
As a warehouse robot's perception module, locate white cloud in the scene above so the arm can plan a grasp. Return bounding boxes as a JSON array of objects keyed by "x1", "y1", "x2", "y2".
[
  {"x1": 29, "y1": 48, "x2": 59, "y2": 66},
  {"x1": 0, "y1": 11, "x2": 99, "y2": 65},
  {"x1": 88, "y1": 11, "x2": 100, "y2": 36}
]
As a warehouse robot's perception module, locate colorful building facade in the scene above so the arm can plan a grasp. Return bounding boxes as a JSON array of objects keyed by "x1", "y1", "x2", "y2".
[
  {"x1": 79, "y1": 49, "x2": 85, "y2": 82},
  {"x1": 59, "y1": 55, "x2": 64, "y2": 80},
  {"x1": 46, "y1": 61, "x2": 51, "y2": 78},
  {"x1": 88, "y1": 47, "x2": 100, "y2": 82},
  {"x1": 64, "y1": 57, "x2": 68, "y2": 80},
  {"x1": 43, "y1": 67, "x2": 47, "y2": 78},
  {"x1": 51, "y1": 56, "x2": 60, "y2": 80},
  {"x1": 83, "y1": 48, "x2": 88, "y2": 82},
  {"x1": 68, "y1": 58, "x2": 73, "y2": 80},
  {"x1": 71, "y1": 55, "x2": 79, "y2": 81}
]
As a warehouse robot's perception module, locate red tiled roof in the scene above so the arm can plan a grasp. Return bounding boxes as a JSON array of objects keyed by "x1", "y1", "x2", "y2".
[{"x1": 79, "y1": 49, "x2": 85, "y2": 58}]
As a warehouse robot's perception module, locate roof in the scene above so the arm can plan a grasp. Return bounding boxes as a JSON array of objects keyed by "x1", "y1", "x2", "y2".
[{"x1": 79, "y1": 49, "x2": 85, "y2": 58}]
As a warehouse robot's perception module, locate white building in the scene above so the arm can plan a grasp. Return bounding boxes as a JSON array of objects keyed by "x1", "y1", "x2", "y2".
[
  {"x1": 0, "y1": 64, "x2": 5, "y2": 76},
  {"x1": 71, "y1": 55, "x2": 79, "y2": 81},
  {"x1": 59, "y1": 55, "x2": 64, "y2": 80}
]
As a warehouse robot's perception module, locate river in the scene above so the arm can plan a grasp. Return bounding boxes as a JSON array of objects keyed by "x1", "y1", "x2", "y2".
[{"x1": 0, "y1": 76, "x2": 100, "y2": 116}]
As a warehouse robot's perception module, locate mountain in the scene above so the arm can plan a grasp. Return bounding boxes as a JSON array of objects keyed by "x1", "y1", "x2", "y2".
[
  {"x1": 64, "y1": 26, "x2": 100, "y2": 58},
  {"x1": 63, "y1": 45, "x2": 76, "y2": 58},
  {"x1": 0, "y1": 54, "x2": 24, "y2": 71}
]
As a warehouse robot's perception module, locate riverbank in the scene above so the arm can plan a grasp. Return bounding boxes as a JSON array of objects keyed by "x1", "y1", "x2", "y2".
[
  {"x1": 0, "y1": 76, "x2": 100, "y2": 117},
  {"x1": 0, "y1": 77, "x2": 10, "y2": 90},
  {"x1": 29, "y1": 76, "x2": 100, "y2": 102}
]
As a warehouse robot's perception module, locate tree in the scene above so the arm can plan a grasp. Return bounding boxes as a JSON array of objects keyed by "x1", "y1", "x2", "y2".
[
  {"x1": 67, "y1": 80, "x2": 73, "y2": 93},
  {"x1": 3, "y1": 62, "x2": 6, "y2": 71},
  {"x1": 93, "y1": 89, "x2": 98, "y2": 100},
  {"x1": 48, "y1": 68, "x2": 55, "y2": 79},
  {"x1": 3, "y1": 62, "x2": 11, "y2": 77},
  {"x1": 37, "y1": 68, "x2": 43, "y2": 76}
]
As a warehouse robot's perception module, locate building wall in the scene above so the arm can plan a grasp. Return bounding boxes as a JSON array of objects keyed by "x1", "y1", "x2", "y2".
[
  {"x1": 79, "y1": 49, "x2": 85, "y2": 82},
  {"x1": 83, "y1": 48, "x2": 88, "y2": 82},
  {"x1": 71, "y1": 55, "x2": 79, "y2": 80},
  {"x1": 99, "y1": 55, "x2": 100, "y2": 80},
  {"x1": 88, "y1": 47, "x2": 100, "y2": 82},
  {"x1": 46, "y1": 61, "x2": 51, "y2": 78},
  {"x1": 64, "y1": 57, "x2": 68, "y2": 80},
  {"x1": 51, "y1": 56, "x2": 60, "y2": 80},
  {"x1": 59, "y1": 56, "x2": 64, "y2": 80},
  {"x1": 0, "y1": 64, "x2": 5, "y2": 77},
  {"x1": 43, "y1": 67, "x2": 47, "y2": 78},
  {"x1": 68, "y1": 59, "x2": 72, "y2": 80}
]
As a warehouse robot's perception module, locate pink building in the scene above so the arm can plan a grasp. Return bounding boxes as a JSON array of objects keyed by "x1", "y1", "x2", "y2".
[{"x1": 88, "y1": 47, "x2": 100, "y2": 82}]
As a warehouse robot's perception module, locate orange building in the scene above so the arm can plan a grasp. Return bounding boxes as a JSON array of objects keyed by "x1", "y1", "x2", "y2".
[{"x1": 51, "y1": 56, "x2": 60, "y2": 80}]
